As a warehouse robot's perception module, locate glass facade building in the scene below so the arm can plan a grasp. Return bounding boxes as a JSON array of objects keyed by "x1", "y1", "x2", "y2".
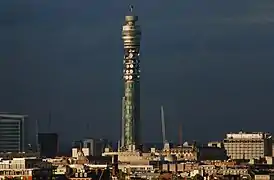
[{"x1": 0, "y1": 113, "x2": 27, "y2": 152}]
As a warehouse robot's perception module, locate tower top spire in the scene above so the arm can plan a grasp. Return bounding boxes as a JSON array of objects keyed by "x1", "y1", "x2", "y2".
[
  {"x1": 129, "y1": 5, "x2": 134, "y2": 12},
  {"x1": 125, "y1": 4, "x2": 138, "y2": 22}
]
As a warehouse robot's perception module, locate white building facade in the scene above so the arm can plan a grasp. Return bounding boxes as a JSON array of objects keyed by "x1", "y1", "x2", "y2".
[{"x1": 223, "y1": 131, "x2": 272, "y2": 160}]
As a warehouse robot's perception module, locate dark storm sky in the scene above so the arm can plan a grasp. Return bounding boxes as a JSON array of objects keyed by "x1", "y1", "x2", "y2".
[{"x1": 1, "y1": 0, "x2": 274, "y2": 145}]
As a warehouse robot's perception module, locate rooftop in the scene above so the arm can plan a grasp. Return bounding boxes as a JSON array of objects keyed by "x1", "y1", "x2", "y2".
[{"x1": 0, "y1": 113, "x2": 28, "y2": 118}]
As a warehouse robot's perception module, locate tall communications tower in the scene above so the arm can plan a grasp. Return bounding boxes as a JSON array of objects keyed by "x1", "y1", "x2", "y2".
[{"x1": 121, "y1": 5, "x2": 142, "y2": 152}]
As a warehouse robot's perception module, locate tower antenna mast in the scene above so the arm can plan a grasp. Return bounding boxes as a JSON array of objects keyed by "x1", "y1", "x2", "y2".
[
  {"x1": 130, "y1": 5, "x2": 134, "y2": 12},
  {"x1": 179, "y1": 123, "x2": 183, "y2": 146},
  {"x1": 161, "y1": 106, "x2": 170, "y2": 150},
  {"x1": 48, "y1": 111, "x2": 51, "y2": 132},
  {"x1": 36, "y1": 120, "x2": 40, "y2": 154},
  {"x1": 161, "y1": 106, "x2": 166, "y2": 144}
]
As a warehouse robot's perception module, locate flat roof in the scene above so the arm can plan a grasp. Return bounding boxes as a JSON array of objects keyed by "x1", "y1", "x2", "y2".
[{"x1": 0, "y1": 113, "x2": 28, "y2": 118}]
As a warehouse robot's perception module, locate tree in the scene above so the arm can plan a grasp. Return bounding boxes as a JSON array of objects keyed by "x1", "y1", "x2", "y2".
[{"x1": 193, "y1": 174, "x2": 203, "y2": 180}]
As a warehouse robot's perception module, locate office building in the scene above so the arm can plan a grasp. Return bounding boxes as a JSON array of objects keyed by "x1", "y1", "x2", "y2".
[
  {"x1": 83, "y1": 138, "x2": 109, "y2": 156},
  {"x1": 121, "y1": 5, "x2": 142, "y2": 152},
  {"x1": 223, "y1": 131, "x2": 272, "y2": 160},
  {"x1": 72, "y1": 140, "x2": 83, "y2": 149},
  {"x1": 0, "y1": 157, "x2": 52, "y2": 179},
  {"x1": 208, "y1": 141, "x2": 224, "y2": 148},
  {"x1": 38, "y1": 133, "x2": 58, "y2": 157},
  {"x1": 72, "y1": 147, "x2": 89, "y2": 158},
  {"x1": 0, "y1": 113, "x2": 27, "y2": 152}
]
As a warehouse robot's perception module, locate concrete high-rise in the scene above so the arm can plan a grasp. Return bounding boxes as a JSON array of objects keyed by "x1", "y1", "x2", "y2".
[{"x1": 121, "y1": 5, "x2": 141, "y2": 151}]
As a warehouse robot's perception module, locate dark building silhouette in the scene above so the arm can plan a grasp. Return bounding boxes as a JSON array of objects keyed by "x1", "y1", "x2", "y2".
[
  {"x1": 83, "y1": 138, "x2": 112, "y2": 156},
  {"x1": 38, "y1": 133, "x2": 58, "y2": 157},
  {"x1": 72, "y1": 140, "x2": 83, "y2": 148}
]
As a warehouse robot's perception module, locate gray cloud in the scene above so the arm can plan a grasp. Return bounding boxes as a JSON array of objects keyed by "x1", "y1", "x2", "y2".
[{"x1": 0, "y1": 0, "x2": 274, "y2": 146}]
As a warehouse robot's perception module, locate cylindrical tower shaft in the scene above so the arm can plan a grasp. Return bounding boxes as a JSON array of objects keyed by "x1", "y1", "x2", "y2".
[
  {"x1": 121, "y1": 96, "x2": 125, "y2": 149},
  {"x1": 121, "y1": 9, "x2": 141, "y2": 151}
]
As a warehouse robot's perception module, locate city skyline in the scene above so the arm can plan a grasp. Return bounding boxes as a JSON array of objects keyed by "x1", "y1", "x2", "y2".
[{"x1": 1, "y1": 0, "x2": 274, "y2": 146}]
